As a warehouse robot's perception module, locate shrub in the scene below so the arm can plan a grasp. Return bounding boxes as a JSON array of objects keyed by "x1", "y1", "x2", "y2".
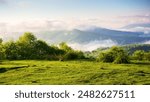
[
  {"x1": 98, "y1": 46, "x2": 130, "y2": 64},
  {"x1": 132, "y1": 50, "x2": 145, "y2": 60},
  {"x1": 144, "y1": 52, "x2": 150, "y2": 61},
  {"x1": 63, "y1": 51, "x2": 84, "y2": 60},
  {"x1": 64, "y1": 51, "x2": 78, "y2": 60},
  {"x1": 98, "y1": 52, "x2": 114, "y2": 63},
  {"x1": 0, "y1": 44, "x2": 5, "y2": 60},
  {"x1": 113, "y1": 54, "x2": 130, "y2": 64}
]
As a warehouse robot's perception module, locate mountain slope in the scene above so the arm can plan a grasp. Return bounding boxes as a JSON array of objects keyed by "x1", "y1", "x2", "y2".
[{"x1": 36, "y1": 27, "x2": 150, "y2": 45}]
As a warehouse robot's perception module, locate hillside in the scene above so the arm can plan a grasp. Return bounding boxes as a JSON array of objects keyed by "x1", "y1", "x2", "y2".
[
  {"x1": 89, "y1": 44, "x2": 150, "y2": 58},
  {"x1": 121, "y1": 44, "x2": 150, "y2": 54}
]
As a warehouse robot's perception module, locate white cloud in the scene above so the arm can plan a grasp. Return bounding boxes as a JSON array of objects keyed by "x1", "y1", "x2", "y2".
[
  {"x1": 0, "y1": 16, "x2": 134, "y2": 34},
  {"x1": 121, "y1": 27, "x2": 150, "y2": 34},
  {"x1": 131, "y1": 27, "x2": 150, "y2": 34},
  {"x1": 0, "y1": 20, "x2": 70, "y2": 33},
  {"x1": 1, "y1": 12, "x2": 150, "y2": 33},
  {"x1": 143, "y1": 40, "x2": 150, "y2": 44},
  {"x1": 119, "y1": 14, "x2": 150, "y2": 26},
  {"x1": 0, "y1": 18, "x2": 112, "y2": 33},
  {"x1": 0, "y1": 13, "x2": 150, "y2": 44}
]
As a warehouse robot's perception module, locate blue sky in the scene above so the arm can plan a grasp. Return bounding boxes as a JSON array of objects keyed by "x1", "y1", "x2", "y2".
[{"x1": 0, "y1": 0, "x2": 150, "y2": 29}]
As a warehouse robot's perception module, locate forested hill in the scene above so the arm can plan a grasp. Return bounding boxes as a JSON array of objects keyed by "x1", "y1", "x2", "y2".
[
  {"x1": 91, "y1": 44, "x2": 150, "y2": 56},
  {"x1": 121, "y1": 44, "x2": 150, "y2": 54}
]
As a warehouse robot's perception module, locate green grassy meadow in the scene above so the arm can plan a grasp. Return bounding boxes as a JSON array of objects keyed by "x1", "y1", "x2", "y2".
[{"x1": 0, "y1": 60, "x2": 150, "y2": 85}]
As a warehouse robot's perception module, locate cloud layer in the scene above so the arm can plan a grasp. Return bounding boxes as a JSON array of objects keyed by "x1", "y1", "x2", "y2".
[
  {"x1": 69, "y1": 40, "x2": 117, "y2": 51},
  {"x1": 1, "y1": 13, "x2": 150, "y2": 34}
]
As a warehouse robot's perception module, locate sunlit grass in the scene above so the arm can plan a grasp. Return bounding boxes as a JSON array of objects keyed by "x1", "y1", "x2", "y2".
[{"x1": 0, "y1": 60, "x2": 150, "y2": 85}]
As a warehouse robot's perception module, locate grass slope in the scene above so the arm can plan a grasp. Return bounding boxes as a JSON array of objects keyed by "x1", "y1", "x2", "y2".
[{"x1": 0, "y1": 60, "x2": 150, "y2": 85}]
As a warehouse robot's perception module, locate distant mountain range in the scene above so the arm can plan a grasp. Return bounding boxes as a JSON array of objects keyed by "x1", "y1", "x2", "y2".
[
  {"x1": 1, "y1": 26, "x2": 150, "y2": 51},
  {"x1": 35, "y1": 27, "x2": 150, "y2": 45}
]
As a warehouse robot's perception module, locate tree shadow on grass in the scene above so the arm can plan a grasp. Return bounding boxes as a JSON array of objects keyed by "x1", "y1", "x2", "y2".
[
  {"x1": 0, "y1": 66, "x2": 28, "y2": 73},
  {"x1": 0, "y1": 68, "x2": 7, "y2": 73},
  {"x1": 131, "y1": 61, "x2": 150, "y2": 66}
]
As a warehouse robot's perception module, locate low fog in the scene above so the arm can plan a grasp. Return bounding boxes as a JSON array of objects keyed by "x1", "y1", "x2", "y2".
[{"x1": 69, "y1": 40, "x2": 117, "y2": 51}]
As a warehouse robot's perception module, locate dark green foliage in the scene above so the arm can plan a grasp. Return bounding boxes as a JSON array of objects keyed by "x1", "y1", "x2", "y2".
[
  {"x1": 13, "y1": 32, "x2": 67, "y2": 60},
  {"x1": 63, "y1": 51, "x2": 84, "y2": 60},
  {"x1": 0, "y1": 32, "x2": 85, "y2": 60},
  {"x1": 144, "y1": 52, "x2": 150, "y2": 61},
  {"x1": 113, "y1": 54, "x2": 129, "y2": 64},
  {"x1": 34, "y1": 40, "x2": 50, "y2": 59},
  {"x1": 4, "y1": 41, "x2": 18, "y2": 60},
  {"x1": 58, "y1": 42, "x2": 84, "y2": 60},
  {"x1": 64, "y1": 51, "x2": 79, "y2": 60},
  {"x1": 0, "y1": 42, "x2": 5, "y2": 60},
  {"x1": 0, "y1": 38, "x2": 2, "y2": 44},
  {"x1": 132, "y1": 50, "x2": 150, "y2": 61},
  {"x1": 93, "y1": 44, "x2": 150, "y2": 62},
  {"x1": 76, "y1": 51, "x2": 85, "y2": 59},
  {"x1": 132, "y1": 50, "x2": 145, "y2": 60},
  {"x1": 122, "y1": 44, "x2": 150, "y2": 54},
  {"x1": 59, "y1": 42, "x2": 72, "y2": 52},
  {"x1": 98, "y1": 46, "x2": 130, "y2": 64},
  {"x1": 18, "y1": 32, "x2": 37, "y2": 44},
  {"x1": 111, "y1": 47, "x2": 130, "y2": 64},
  {"x1": 98, "y1": 52, "x2": 114, "y2": 62},
  {"x1": 16, "y1": 32, "x2": 37, "y2": 59},
  {"x1": 93, "y1": 44, "x2": 150, "y2": 58}
]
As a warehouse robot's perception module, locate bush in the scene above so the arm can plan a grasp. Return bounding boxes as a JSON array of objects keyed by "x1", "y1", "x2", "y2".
[
  {"x1": 132, "y1": 50, "x2": 145, "y2": 60},
  {"x1": 0, "y1": 44, "x2": 5, "y2": 60},
  {"x1": 113, "y1": 54, "x2": 130, "y2": 64},
  {"x1": 98, "y1": 46, "x2": 130, "y2": 64},
  {"x1": 98, "y1": 52, "x2": 114, "y2": 62},
  {"x1": 64, "y1": 51, "x2": 78, "y2": 60},
  {"x1": 144, "y1": 52, "x2": 150, "y2": 61},
  {"x1": 63, "y1": 51, "x2": 84, "y2": 60}
]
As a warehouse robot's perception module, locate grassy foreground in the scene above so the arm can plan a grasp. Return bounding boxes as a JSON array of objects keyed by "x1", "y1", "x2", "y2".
[{"x1": 0, "y1": 60, "x2": 150, "y2": 85}]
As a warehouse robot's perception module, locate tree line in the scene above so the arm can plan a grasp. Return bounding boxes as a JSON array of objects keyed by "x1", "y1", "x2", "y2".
[
  {"x1": 96, "y1": 46, "x2": 150, "y2": 64},
  {"x1": 0, "y1": 32, "x2": 84, "y2": 60}
]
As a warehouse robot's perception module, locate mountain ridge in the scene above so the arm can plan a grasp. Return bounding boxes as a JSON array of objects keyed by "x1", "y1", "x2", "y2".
[{"x1": 36, "y1": 27, "x2": 150, "y2": 45}]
